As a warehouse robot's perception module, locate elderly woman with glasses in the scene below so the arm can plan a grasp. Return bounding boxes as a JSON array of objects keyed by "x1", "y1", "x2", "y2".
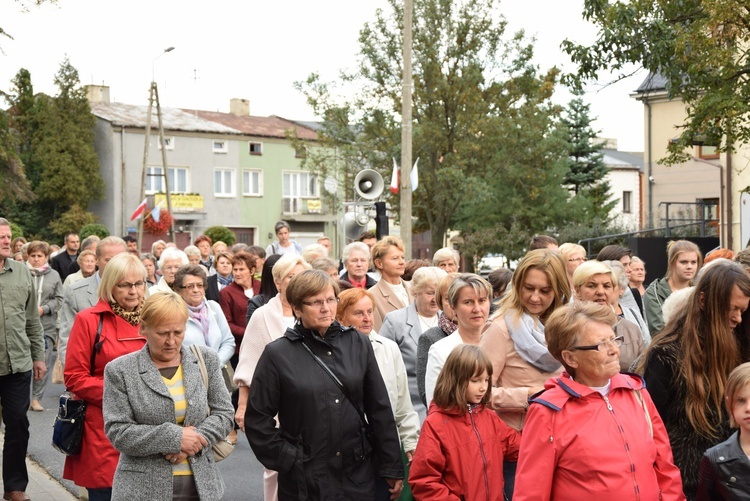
[
  {"x1": 246, "y1": 270, "x2": 404, "y2": 500},
  {"x1": 173, "y1": 266, "x2": 235, "y2": 366},
  {"x1": 63, "y1": 253, "x2": 149, "y2": 500},
  {"x1": 514, "y1": 301, "x2": 684, "y2": 500}
]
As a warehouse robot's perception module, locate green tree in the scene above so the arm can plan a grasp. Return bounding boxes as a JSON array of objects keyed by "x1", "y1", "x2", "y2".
[
  {"x1": 297, "y1": 0, "x2": 563, "y2": 253},
  {"x1": 0, "y1": 108, "x2": 33, "y2": 203},
  {"x1": 562, "y1": 0, "x2": 750, "y2": 164},
  {"x1": 203, "y1": 226, "x2": 237, "y2": 247}
]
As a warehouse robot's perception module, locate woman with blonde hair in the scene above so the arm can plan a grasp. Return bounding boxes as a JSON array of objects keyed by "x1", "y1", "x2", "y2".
[
  {"x1": 479, "y1": 249, "x2": 570, "y2": 498},
  {"x1": 644, "y1": 240, "x2": 703, "y2": 334},
  {"x1": 370, "y1": 236, "x2": 411, "y2": 331},
  {"x1": 558, "y1": 243, "x2": 586, "y2": 297},
  {"x1": 380, "y1": 266, "x2": 447, "y2": 420},
  {"x1": 640, "y1": 260, "x2": 750, "y2": 499}
]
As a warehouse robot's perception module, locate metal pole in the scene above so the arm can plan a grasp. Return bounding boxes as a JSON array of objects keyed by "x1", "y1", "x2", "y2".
[
  {"x1": 137, "y1": 84, "x2": 155, "y2": 253},
  {"x1": 665, "y1": 203, "x2": 671, "y2": 237},
  {"x1": 153, "y1": 83, "x2": 176, "y2": 242},
  {"x1": 400, "y1": 0, "x2": 413, "y2": 257}
]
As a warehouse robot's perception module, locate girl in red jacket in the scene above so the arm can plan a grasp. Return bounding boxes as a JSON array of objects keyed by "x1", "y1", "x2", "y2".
[{"x1": 409, "y1": 345, "x2": 520, "y2": 500}]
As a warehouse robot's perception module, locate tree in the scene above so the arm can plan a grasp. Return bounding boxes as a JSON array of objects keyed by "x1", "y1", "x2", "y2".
[
  {"x1": 203, "y1": 226, "x2": 237, "y2": 247},
  {"x1": 562, "y1": 0, "x2": 750, "y2": 164},
  {"x1": 297, "y1": 0, "x2": 564, "y2": 253},
  {"x1": 0, "y1": 108, "x2": 33, "y2": 203}
]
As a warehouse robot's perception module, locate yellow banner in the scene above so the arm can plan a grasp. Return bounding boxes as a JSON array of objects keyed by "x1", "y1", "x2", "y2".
[
  {"x1": 154, "y1": 194, "x2": 204, "y2": 211},
  {"x1": 306, "y1": 199, "x2": 322, "y2": 213}
]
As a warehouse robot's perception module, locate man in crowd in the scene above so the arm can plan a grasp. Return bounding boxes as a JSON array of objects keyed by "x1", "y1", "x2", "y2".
[
  {"x1": 58, "y1": 236, "x2": 127, "y2": 368},
  {"x1": 0, "y1": 217, "x2": 47, "y2": 501},
  {"x1": 50, "y1": 232, "x2": 80, "y2": 282},
  {"x1": 122, "y1": 235, "x2": 138, "y2": 253}
]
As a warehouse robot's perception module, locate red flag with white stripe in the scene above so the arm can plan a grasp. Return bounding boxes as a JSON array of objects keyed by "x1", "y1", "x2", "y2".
[{"x1": 130, "y1": 198, "x2": 147, "y2": 221}]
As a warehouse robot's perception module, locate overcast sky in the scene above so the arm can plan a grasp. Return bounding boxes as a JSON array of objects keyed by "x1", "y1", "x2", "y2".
[{"x1": 1, "y1": 0, "x2": 646, "y2": 151}]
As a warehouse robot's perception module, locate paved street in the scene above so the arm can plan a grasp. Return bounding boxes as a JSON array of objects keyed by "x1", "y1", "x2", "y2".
[{"x1": 1, "y1": 356, "x2": 265, "y2": 500}]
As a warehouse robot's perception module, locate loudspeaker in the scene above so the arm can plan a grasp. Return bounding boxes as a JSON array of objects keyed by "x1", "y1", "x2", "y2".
[
  {"x1": 344, "y1": 210, "x2": 370, "y2": 243},
  {"x1": 354, "y1": 169, "x2": 384, "y2": 200}
]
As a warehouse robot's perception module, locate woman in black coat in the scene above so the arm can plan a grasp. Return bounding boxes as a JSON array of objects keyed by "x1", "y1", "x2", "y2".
[{"x1": 246, "y1": 270, "x2": 404, "y2": 500}]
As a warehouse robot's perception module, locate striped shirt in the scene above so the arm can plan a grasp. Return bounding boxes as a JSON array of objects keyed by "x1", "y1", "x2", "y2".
[{"x1": 161, "y1": 365, "x2": 192, "y2": 476}]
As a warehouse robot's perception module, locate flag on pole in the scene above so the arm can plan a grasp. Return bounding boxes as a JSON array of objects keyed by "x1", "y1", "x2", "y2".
[
  {"x1": 151, "y1": 201, "x2": 163, "y2": 222},
  {"x1": 130, "y1": 198, "x2": 147, "y2": 221},
  {"x1": 411, "y1": 157, "x2": 419, "y2": 192},
  {"x1": 390, "y1": 158, "x2": 399, "y2": 194}
]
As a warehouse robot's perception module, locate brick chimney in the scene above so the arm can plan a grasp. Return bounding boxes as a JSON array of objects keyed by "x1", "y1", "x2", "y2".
[
  {"x1": 230, "y1": 98, "x2": 250, "y2": 116},
  {"x1": 85, "y1": 85, "x2": 110, "y2": 103}
]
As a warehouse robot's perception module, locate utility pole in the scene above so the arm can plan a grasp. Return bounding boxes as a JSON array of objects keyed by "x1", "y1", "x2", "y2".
[{"x1": 400, "y1": 0, "x2": 413, "y2": 258}]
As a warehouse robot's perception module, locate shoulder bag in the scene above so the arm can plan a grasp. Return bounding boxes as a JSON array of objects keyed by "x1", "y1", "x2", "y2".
[
  {"x1": 52, "y1": 314, "x2": 103, "y2": 456},
  {"x1": 300, "y1": 339, "x2": 375, "y2": 452},
  {"x1": 189, "y1": 345, "x2": 235, "y2": 462}
]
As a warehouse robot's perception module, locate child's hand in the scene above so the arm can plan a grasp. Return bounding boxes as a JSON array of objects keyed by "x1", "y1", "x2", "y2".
[{"x1": 386, "y1": 479, "x2": 403, "y2": 500}]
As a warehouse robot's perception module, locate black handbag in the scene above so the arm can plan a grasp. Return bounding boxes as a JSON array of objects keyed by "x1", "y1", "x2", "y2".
[{"x1": 52, "y1": 315, "x2": 103, "y2": 456}]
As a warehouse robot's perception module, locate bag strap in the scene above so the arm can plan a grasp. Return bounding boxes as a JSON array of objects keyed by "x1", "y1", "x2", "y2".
[
  {"x1": 299, "y1": 339, "x2": 368, "y2": 428},
  {"x1": 633, "y1": 389, "x2": 653, "y2": 438},
  {"x1": 89, "y1": 314, "x2": 104, "y2": 377},
  {"x1": 189, "y1": 345, "x2": 212, "y2": 419}
]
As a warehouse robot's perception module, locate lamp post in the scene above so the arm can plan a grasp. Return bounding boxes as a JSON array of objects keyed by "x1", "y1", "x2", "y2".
[{"x1": 137, "y1": 46, "x2": 176, "y2": 252}]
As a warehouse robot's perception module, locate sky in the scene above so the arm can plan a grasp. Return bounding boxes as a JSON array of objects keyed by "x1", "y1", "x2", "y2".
[{"x1": 1, "y1": 0, "x2": 646, "y2": 152}]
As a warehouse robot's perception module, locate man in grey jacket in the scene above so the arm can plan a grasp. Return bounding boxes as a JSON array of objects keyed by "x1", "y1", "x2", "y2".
[{"x1": 0, "y1": 217, "x2": 47, "y2": 501}]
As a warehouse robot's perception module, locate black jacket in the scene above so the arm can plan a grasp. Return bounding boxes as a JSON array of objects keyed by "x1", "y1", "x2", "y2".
[
  {"x1": 246, "y1": 321, "x2": 403, "y2": 500},
  {"x1": 205, "y1": 274, "x2": 221, "y2": 303},
  {"x1": 698, "y1": 431, "x2": 750, "y2": 500},
  {"x1": 50, "y1": 251, "x2": 79, "y2": 283},
  {"x1": 340, "y1": 272, "x2": 377, "y2": 290}
]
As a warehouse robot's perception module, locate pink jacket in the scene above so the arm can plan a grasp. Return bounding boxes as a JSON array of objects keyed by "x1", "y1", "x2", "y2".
[
  {"x1": 234, "y1": 294, "x2": 286, "y2": 386},
  {"x1": 409, "y1": 402, "x2": 520, "y2": 501},
  {"x1": 514, "y1": 373, "x2": 685, "y2": 501}
]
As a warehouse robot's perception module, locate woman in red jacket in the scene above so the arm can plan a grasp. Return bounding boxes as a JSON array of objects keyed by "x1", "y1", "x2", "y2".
[
  {"x1": 63, "y1": 253, "x2": 147, "y2": 501},
  {"x1": 219, "y1": 251, "x2": 258, "y2": 368},
  {"x1": 514, "y1": 301, "x2": 685, "y2": 500},
  {"x1": 409, "y1": 345, "x2": 520, "y2": 500}
]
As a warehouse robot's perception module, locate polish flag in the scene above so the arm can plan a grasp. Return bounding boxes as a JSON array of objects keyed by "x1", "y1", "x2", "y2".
[
  {"x1": 130, "y1": 198, "x2": 148, "y2": 221},
  {"x1": 390, "y1": 158, "x2": 399, "y2": 194},
  {"x1": 410, "y1": 157, "x2": 419, "y2": 192}
]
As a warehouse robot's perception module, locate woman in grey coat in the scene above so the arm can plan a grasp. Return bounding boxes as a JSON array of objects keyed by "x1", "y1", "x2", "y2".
[{"x1": 103, "y1": 291, "x2": 234, "y2": 501}]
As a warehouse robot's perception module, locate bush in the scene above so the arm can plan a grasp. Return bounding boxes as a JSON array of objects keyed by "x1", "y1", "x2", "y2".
[
  {"x1": 49, "y1": 205, "x2": 99, "y2": 240},
  {"x1": 203, "y1": 226, "x2": 236, "y2": 246},
  {"x1": 9, "y1": 221, "x2": 24, "y2": 241},
  {"x1": 79, "y1": 224, "x2": 110, "y2": 240}
]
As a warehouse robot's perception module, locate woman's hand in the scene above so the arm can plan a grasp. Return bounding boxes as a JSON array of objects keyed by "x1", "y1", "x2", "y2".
[
  {"x1": 386, "y1": 479, "x2": 404, "y2": 500},
  {"x1": 235, "y1": 404, "x2": 246, "y2": 432},
  {"x1": 180, "y1": 426, "x2": 208, "y2": 456},
  {"x1": 405, "y1": 450, "x2": 414, "y2": 463},
  {"x1": 164, "y1": 452, "x2": 188, "y2": 464},
  {"x1": 527, "y1": 386, "x2": 544, "y2": 398}
]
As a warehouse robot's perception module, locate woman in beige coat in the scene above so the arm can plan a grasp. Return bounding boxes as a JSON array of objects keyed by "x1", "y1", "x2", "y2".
[{"x1": 479, "y1": 249, "x2": 570, "y2": 498}]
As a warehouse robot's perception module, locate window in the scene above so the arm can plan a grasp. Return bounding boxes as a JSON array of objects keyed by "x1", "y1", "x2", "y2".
[
  {"x1": 213, "y1": 140, "x2": 228, "y2": 153},
  {"x1": 214, "y1": 168, "x2": 235, "y2": 197},
  {"x1": 248, "y1": 142, "x2": 263, "y2": 155},
  {"x1": 698, "y1": 145, "x2": 719, "y2": 159},
  {"x1": 157, "y1": 136, "x2": 174, "y2": 150},
  {"x1": 282, "y1": 171, "x2": 318, "y2": 213},
  {"x1": 145, "y1": 166, "x2": 188, "y2": 194},
  {"x1": 622, "y1": 191, "x2": 632, "y2": 213},
  {"x1": 242, "y1": 170, "x2": 263, "y2": 196}
]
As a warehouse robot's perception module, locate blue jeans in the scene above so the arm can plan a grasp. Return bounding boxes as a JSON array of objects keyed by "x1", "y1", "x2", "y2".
[{"x1": 0, "y1": 370, "x2": 32, "y2": 492}]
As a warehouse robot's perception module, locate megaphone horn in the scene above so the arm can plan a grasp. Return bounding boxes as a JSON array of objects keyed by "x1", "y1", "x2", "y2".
[{"x1": 354, "y1": 169, "x2": 384, "y2": 200}]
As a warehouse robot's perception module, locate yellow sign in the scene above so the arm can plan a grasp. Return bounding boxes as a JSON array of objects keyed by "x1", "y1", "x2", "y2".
[
  {"x1": 155, "y1": 194, "x2": 204, "y2": 211},
  {"x1": 306, "y1": 199, "x2": 322, "y2": 213}
]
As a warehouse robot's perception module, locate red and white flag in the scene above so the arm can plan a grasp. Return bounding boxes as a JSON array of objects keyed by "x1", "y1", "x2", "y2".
[
  {"x1": 130, "y1": 198, "x2": 147, "y2": 221},
  {"x1": 390, "y1": 158, "x2": 399, "y2": 194}
]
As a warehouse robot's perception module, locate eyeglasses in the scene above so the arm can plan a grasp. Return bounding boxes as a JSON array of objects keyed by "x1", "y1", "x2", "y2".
[
  {"x1": 568, "y1": 257, "x2": 587, "y2": 263},
  {"x1": 302, "y1": 297, "x2": 339, "y2": 308},
  {"x1": 570, "y1": 336, "x2": 624, "y2": 352},
  {"x1": 162, "y1": 266, "x2": 181, "y2": 272},
  {"x1": 180, "y1": 283, "x2": 205, "y2": 290},
  {"x1": 115, "y1": 281, "x2": 146, "y2": 290}
]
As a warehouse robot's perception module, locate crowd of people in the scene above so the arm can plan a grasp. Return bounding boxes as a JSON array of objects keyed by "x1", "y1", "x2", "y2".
[{"x1": 4, "y1": 215, "x2": 750, "y2": 500}]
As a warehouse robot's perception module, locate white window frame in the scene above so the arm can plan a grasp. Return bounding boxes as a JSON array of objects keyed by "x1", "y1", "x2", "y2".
[
  {"x1": 214, "y1": 168, "x2": 236, "y2": 197},
  {"x1": 213, "y1": 140, "x2": 228, "y2": 154},
  {"x1": 157, "y1": 136, "x2": 175, "y2": 150},
  {"x1": 622, "y1": 191, "x2": 632, "y2": 214},
  {"x1": 282, "y1": 170, "x2": 319, "y2": 214},
  {"x1": 248, "y1": 142, "x2": 263, "y2": 155},
  {"x1": 145, "y1": 166, "x2": 189, "y2": 194},
  {"x1": 242, "y1": 169, "x2": 263, "y2": 197}
]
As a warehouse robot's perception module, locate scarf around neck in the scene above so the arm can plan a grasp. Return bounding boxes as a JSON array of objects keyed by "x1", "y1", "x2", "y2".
[
  {"x1": 438, "y1": 311, "x2": 458, "y2": 335},
  {"x1": 505, "y1": 311, "x2": 561, "y2": 373},
  {"x1": 110, "y1": 299, "x2": 144, "y2": 327},
  {"x1": 187, "y1": 299, "x2": 211, "y2": 344},
  {"x1": 216, "y1": 273, "x2": 233, "y2": 288},
  {"x1": 27, "y1": 262, "x2": 50, "y2": 276}
]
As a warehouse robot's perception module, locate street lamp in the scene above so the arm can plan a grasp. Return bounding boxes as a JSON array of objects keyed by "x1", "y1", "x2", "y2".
[{"x1": 152, "y1": 46, "x2": 175, "y2": 82}]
